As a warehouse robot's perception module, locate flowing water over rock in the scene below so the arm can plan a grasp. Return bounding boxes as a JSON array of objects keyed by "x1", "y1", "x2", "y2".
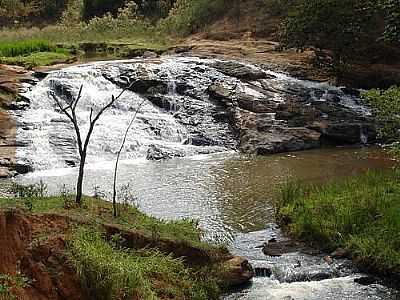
[
  {"x1": 13, "y1": 57, "x2": 399, "y2": 299},
  {"x1": 16, "y1": 56, "x2": 375, "y2": 171}
]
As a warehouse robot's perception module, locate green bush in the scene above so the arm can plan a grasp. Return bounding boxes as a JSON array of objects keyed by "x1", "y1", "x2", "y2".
[
  {"x1": 158, "y1": 0, "x2": 229, "y2": 36},
  {"x1": 363, "y1": 86, "x2": 400, "y2": 145}
]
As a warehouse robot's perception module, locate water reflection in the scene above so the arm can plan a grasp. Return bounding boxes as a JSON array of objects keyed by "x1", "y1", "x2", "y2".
[{"x1": 18, "y1": 146, "x2": 396, "y2": 241}]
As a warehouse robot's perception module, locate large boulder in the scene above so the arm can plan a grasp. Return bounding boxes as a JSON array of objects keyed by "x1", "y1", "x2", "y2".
[
  {"x1": 220, "y1": 256, "x2": 254, "y2": 286},
  {"x1": 210, "y1": 60, "x2": 274, "y2": 81}
]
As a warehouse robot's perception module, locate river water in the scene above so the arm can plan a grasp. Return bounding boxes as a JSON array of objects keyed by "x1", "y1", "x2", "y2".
[{"x1": 14, "y1": 57, "x2": 400, "y2": 299}]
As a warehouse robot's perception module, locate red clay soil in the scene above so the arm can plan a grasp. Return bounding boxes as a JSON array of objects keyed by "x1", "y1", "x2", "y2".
[
  {"x1": 0, "y1": 209, "x2": 254, "y2": 299},
  {"x1": 0, "y1": 210, "x2": 89, "y2": 300}
]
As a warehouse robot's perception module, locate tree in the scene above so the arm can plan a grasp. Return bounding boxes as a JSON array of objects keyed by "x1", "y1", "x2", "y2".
[
  {"x1": 112, "y1": 98, "x2": 146, "y2": 217},
  {"x1": 51, "y1": 83, "x2": 132, "y2": 205},
  {"x1": 280, "y1": 0, "x2": 376, "y2": 66},
  {"x1": 276, "y1": 0, "x2": 399, "y2": 74}
]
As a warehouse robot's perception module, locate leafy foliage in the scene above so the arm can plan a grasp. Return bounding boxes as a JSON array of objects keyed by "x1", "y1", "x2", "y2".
[
  {"x1": 363, "y1": 86, "x2": 400, "y2": 145},
  {"x1": 159, "y1": 0, "x2": 229, "y2": 36},
  {"x1": 279, "y1": 0, "x2": 400, "y2": 68}
]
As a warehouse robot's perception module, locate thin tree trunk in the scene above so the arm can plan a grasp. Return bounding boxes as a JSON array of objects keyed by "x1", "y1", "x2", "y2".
[
  {"x1": 112, "y1": 99, "x2": 146, "y2": 217},
  {"x1": 76, "y1": 153, "x2": 86, "y2": 205}
]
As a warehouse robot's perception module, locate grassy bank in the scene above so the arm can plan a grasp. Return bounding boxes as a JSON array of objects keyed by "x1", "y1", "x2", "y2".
[
  {"x1": 0, "y1": 195, "x2": 230, "y2": 299},
  {"x1": 0, "y1": 39, "x2": 74, "y2": 68},
  {"x1": 276, "y1": 169, "x2": 400, "y2": 276}
]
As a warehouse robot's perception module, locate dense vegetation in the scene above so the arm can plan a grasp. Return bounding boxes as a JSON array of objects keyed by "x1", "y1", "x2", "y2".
[
  {"x1": 276, "y1": 170, "x2": 400, "y2": 276},
  {"x1": 364, "y1": 87, "x2": 400, "y2": 146}
]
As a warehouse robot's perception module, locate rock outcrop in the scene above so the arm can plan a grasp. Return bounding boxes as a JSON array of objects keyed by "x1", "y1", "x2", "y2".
[{"x1": 103, "y1": 58, "x2": 376, "y2": 158}]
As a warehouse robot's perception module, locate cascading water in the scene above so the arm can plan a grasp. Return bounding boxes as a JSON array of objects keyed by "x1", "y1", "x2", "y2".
[{"x1": 15, "y1": 56, "x2": 397, "y2": 300}]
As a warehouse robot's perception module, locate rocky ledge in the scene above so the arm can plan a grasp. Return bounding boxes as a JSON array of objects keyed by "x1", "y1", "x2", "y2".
[{"x1": 104, "y1": 57, "x2": 376, "y2": 158}]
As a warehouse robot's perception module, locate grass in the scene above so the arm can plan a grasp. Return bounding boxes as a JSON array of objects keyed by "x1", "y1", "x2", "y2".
[
  {"x1": 0, "y1": 39, "x2": 56, "y2": 57},
  {"x1": 276, "y1": 169, "x2": 400, "y2": 275},
  {"x1": 68, "y1": 227, "x2": 219, "y2": 300},
  {"x1": 0, "y1": 195, "x2": 208, "y2": 249},
  {"x1": 0, "y1": 195, "x2": 225, "y2": 299},
  {"x1": 0, "y1": 39, "x2": 74, "y2": 68},
  {"x1": 0, "y1": 51, "x2": 73, "y2": 68}
]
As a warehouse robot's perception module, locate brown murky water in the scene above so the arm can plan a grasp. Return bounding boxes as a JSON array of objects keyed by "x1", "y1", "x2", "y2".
[{"x1": 18, "y1": 146, "x2": 396, "y2": 240}]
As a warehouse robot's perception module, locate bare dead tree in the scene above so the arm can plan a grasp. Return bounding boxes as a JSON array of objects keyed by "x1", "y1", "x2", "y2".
[
  {"x1": 50, "y1": 82, "x2": 133, "y2": 205},
  {"x1": 112, "y1": 98, "x2": 146, "y2": 217}
]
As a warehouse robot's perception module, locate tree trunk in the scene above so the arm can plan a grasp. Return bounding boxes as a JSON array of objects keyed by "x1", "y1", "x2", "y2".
[{"x1": 75, "y1": 153, "x2": 86, "y2": 205}]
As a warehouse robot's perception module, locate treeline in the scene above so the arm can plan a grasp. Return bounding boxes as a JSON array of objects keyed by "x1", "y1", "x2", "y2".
[{"x1": 276, "y1": 0, "x2": 400, "y2": 65}]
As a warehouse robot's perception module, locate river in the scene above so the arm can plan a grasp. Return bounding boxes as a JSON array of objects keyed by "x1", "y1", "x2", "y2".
[{"x1": 13, "y1": 57, "x2": 400, "y2": 299}]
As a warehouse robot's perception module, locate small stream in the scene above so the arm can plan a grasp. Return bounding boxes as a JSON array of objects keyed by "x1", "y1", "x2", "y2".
[{"x1": 13, "y1": 57, "x2": 400, "y2": 299}]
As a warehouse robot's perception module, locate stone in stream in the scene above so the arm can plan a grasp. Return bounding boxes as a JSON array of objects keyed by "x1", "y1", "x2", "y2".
[
  {"x1": 262, "y1": 239, "x2": 320, "y2": 257},
  {"x1": 220, "y1": 256, "x2": 255, "y2": 286},
  {"x1": 146, "y1": 144, "x2": 184, "y2": 161},
  {"x1": 331, "y1": 248, "x2": 350, "y2": 259}
]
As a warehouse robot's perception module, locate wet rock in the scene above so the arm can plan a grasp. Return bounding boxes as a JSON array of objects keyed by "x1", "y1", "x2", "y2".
[
  {"x1": 33, "y1": 71, "x2": 49, "y2": 80},
  {"x1": 50, "y1": 80, "x2": 75, "y2": 102},
  {"x1": 0, "y1": 167, "x2": 11, "y2": 178},
  {"x1": 208, "y1": 83, "x2": 235, "y2": 105},
  {"x1": 103, "y1": 58, "x2": 378, "y2": 157},
  {"x1": 354, "y1": 276, "x2": 378, "y2": 286},
  {"x1": 220, "y1": 256, "x2": 254, "y2": 286},
  {"x1": 190, "y1": 134, "x2": 219, "y2": 146},
  {"x1": 241, "y1": 126, "x2": 321, "y2": 155},
  {"x1": 262, "y1": 239, "x2": 321, "y2": 257},
  {"x1": 14, "y1": 162, "x2": 33, "y2": 174},
  {"x1": 4, "y1": 99, "x2": 30, "y2": 110},
  {"x1": 130, "y1": 79, "x2": 168, "y2": 94},
  {"x1": 211, "y1": 60, "x2": 272, "y2": 81},
  {"x1": 263, "y1": 240, "x2": 306, "y2": 257},
  {"x1": 324, "y1": 256, "x2": 334, "y2": 265},
  {"x1": 147, "y1": 95, "x2": 180, "y2": 111},
  {"x1": 254, "y1": 267, "x2": 272, "y2": 277},
  {"x1": 331, "y1": 248, "x2": 350, "y2": 259},
  {"x1": 142, "y1": 51, "x2": 158, "y2": 59},
  {"x1": 319, "y1": 122, "x2": 376, "y2": 144},
  {"x1": 146, "y1": 144, "x2": 184, "y2": 161}
]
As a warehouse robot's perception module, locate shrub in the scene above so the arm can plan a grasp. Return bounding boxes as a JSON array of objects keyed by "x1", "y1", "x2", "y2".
[
  {"x1": 363, "y1": 86, "x2": 400, "y2": 145},
  {"x1": 158, "y1": 0, "x2": 229, "y2": 36}
]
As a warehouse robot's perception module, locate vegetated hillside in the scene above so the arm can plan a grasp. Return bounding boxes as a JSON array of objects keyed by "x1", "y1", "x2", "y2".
[{"x1": 1, "y1": 0, "x2": 399, "y2": 88}]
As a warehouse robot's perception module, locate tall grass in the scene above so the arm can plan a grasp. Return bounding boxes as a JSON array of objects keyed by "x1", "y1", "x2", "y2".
[
  {"x1": 276, "y1": 169, "x2": 400, "y2": 274},
  {"x1": 68, "y1": 227, "x2": 220, "y2": 300},
  {"x1": 0, "y1": 39, "x2": 56, "y2": 57}
]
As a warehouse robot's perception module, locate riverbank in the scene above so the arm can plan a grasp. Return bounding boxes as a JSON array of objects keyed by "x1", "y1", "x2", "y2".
[
  {"x1": 0, "y1": 195, "x2": 253, "y2": 299},
  {"x1": 275, "y1": 169, "x2": 400, "y2": 285}
]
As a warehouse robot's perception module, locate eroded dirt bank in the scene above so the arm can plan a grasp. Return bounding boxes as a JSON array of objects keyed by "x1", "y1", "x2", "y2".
[{"x1": 0, "y1": 208, "x2": 253, "y2": 299}]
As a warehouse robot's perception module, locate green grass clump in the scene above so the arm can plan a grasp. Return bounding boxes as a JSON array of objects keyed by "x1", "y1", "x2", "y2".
[
  {"x1": 68, "y1": 227, "x2": 219, "y2": 300},
  {"x1": 0, "y1": 39, "x2": 56, "y2": 57},
  {"x1": 276, "y1": 169, "x2": 400, "y2": 274},
  {"x1": 0, "y1": 39, "x2": 73, "y2": 68},
  {"x1": 0, "y1": 51, "x2": 73, "y2": 68}
]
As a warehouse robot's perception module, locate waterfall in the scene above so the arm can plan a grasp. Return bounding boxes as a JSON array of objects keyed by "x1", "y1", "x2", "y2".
[{"x1": 17, "y1": 56, "x2": 373, "y2": 172}]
